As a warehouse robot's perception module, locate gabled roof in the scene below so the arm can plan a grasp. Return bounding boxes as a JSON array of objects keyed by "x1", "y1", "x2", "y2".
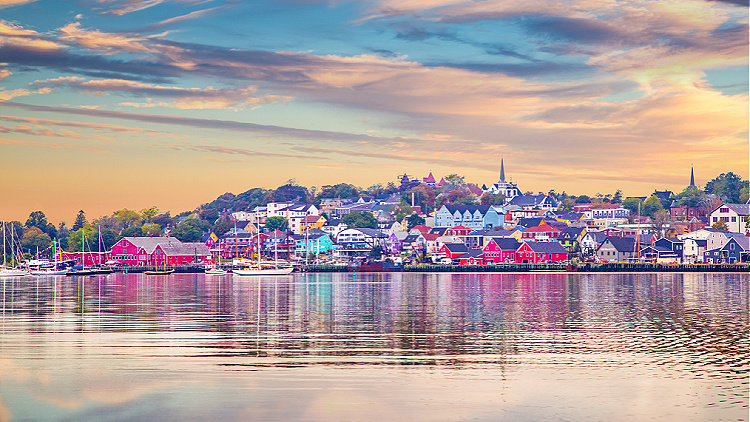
[
  {"x1": 559, "y1": 227, "x2": 585, "y2": 238},
  {"x1": 351, "y1": 228, "x2": 387, "y2": 238},
  {"x1": 517, "y1": 218, "x2": 544, "y2": 227},
  {"x1": 429, "y1": 227, "x2": 448, "y2": 236},
  {"x1": 411, "y1": 224, "x2": 431, "y2": 234},
  {"x1": 422, "y1": 233, "x2": 441, "y2": 241},
  {"x1": 441, "y1": 204, "x2": 493, "y2": 214},
  {"x1": 523, "y1": 224, "x2": 562, "y2": 233},
  {"x1": 523, "y1": 242, "x2": 568, "y2": 253},
  {"x1": 485, "y1": 238, "x2": 521, "y2": 251},
  {"x1": 717, "y1": 204, "x2": 750, "y2": 215},
  {"x1": 442, "y1": 243, "x2": 469, "y2": 253},
  {"x1": 120, "y1": 237, "x2": 183, "y2": 254},
  {"x1": 601, "y1": 236, "x2": 637, "y2": 252}
]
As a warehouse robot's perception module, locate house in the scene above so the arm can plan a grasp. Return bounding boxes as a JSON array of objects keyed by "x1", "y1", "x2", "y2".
[
  {"x1": 639, "y1": 245, "x2": 680, "y2": 262},
  {"x1": 419, "y1": 233, "x2": 442, "y2": 255},
  {"x1": 514, "y1": 242, "x2": 568, "y2": 263},
  {"x1": 335, "y1": 228, "x2": 387, "y2": 260},
  {"x1": 482, "y1": 238, "x2": 521, "y2": 264},
  {"x1": 439, "y1": 243, "x2": 470, "y2": 261},
  {"x1": 507, "y1": 194, "x2": 558, "y2": 211},
  {"x1": 434, "y1": 205, "x2": 504, "y2": 229},
  {"x1": 709, "y1": 204, "x2": 749, "y2": 235},
  {"x1": 596, "y1": 236, "x2": 637, "y2": 262},
  {"x1": 109, "y1": 237, "x2": 211, "y2": 266},
  {"x1": 444, "y1": 225, "x2": 473, "y2": 236},
  {"x1": 265, "y1": 230, "x2": 296, "y2": 259},
  {"x1": 218, "y1": 228, "x2": 259, "y2": 258},
  {"x1": 703, "y1": 235, "x2": 749, "y2": 263},
  {"x1": 557, "y1": 227, "x2": 587, "y2": 253},
  {"x1": 386, "y1": 231, "x2": 409, "y2": 254},
  {"x1": 654, "y1": 238, "x2": 684, "y2": 261},
  {"x1": 291, "y1": 214, "x2": 326, "y2": 235},
  {"x1": 521, "y1": 224, "x2": 561, "y2": 242},
  {"x1": 409, "y1": 224, "x2": 432, "y2": 235},
  {"x1": 321, "y1": 218, "x2": 347, "y2": 238},
  {"x1": 292, "y1": 231, "x2": 334, "y2": 258},
  {"x1": 681, "y1": 238, "x2": 707, "y2": 263},
  {"x1": 458, "y1": 249, "x2": 484, "y2": 265}
]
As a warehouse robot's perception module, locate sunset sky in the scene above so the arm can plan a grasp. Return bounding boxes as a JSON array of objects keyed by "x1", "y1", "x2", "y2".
[{"x1": 1, "y1": 0, "x2": 747, "y2": 224}]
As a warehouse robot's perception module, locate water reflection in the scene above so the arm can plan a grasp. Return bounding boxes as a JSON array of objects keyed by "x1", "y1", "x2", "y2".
[{"x1": 0, "y1": 272, "x2": 747, "y2": 421}]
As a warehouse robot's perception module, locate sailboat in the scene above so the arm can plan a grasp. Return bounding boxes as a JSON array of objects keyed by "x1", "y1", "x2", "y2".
[
  {"x1": 30, "y1": 240, "x2": 67, "y2": 275},
  {"x1": 67, "y1": 228, "x2": 98, "y2": 276},
  {"x1": 0, "y1": 221, "x2": 30, "y2": 277},
  {"x1": 233, "y1": 210, "x2": 293, "y2": 276}
]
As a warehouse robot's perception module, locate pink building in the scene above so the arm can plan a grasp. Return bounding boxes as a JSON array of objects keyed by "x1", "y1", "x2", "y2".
[{"x1": 109, "y1": 237, "x2": 211, "y2": 266}]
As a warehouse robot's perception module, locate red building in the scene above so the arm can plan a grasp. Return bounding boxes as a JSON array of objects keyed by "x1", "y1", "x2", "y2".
[
  {"x1": 515, "y1": 242, "x2": 568, "y2": 263},
  {"x1": 109, "y1": 237, "x2": 211, "y2": 266},
  {"x1": 445, "y1": 225, "x2": 472, "y2": 236},
  {"x1": 482, "y1": 238, "x2": 521, "y2": 263},
  {"x1": 521, "y1": 224, "x2": 561, "y2": 241}
]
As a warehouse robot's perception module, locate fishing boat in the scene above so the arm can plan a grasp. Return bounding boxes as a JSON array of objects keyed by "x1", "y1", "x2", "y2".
[{"x1": 0, "y1": 221, "x2": 30, "y2": 277}]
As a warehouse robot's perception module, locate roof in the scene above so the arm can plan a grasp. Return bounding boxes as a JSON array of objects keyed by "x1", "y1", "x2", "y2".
[
  {"x1": 524, "y1": 242, "x2": 568, "y2": 253},
  {"x1": 523, "y1": 224, "x2": 562, "y2": 233},
  {"x1": 441, "y1": 204, "x2": 493, "y2": 214},
  {"x1": 352, "y1": 228, "x2": 387, "y2": 238},
  {"x1": 718, "y1": 204, "x2": 750, "y2": 215},
  {"x1": 602, "y1": 236, "x2": 637, "y2": 252},
  {"x1": 517, "y1": 218, "x2": 544, "y2": 227},
  {"x1": 120, "y1": 237, "x2": 183, "y2": 254},
  {"x1": 442, "y1": 243, "x2": 469, "y2": 253},
  {"x1": 486, "y1": 238, "x2": 521, "y2": 251},
  {"x1": 422, "y1": 233, "x2": 441, "y2": 241}
]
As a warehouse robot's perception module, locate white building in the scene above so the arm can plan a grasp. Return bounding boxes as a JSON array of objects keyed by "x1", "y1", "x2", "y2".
[{"x1": 709, "y1": 203, "x2": 749, "y2": 235}]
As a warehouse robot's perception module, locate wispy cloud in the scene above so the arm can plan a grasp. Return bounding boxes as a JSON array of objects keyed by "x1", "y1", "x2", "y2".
[{"x1": 30, "y1": 77, "x2": 294, "y2": 109}]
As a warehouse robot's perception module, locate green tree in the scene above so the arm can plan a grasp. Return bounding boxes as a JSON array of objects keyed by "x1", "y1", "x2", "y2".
[
  {"x1": 368, "y1": 245, "x2": 383, "y2": 258},
  {"x1": 66, "y1": 227, "x2": 97, "y2": 252},
  {"x1": 341, "y1": 211, "x2": 377, "y2": 229},
  {"x1": 25, "y1": 211, "x2": 57, "y2": 239},
  {"x1": 20, "y1": 227, "x2": 51, "y2": 255},
  {"x1": 406, "y1": 214, "x2": 425, "y2": 229},
  {"x1": 480, "y1": 192, "x2": 505, "y2": 205},
  {"x1": 443, "y1": 173, "x2": 465, "y2": 188},
  {"x1": 265, "y1": 216, "x2": 288, "y2": 232},
  {"x1": 642, "y1": 195, "x2": 664, "y2": 218},
  {"x1": 705, "y1": 172, "x2": 748, "y2": 203},
  {"x1": 72, "y1": 210, "x2": 87, "y2": 231},
  {"x1": 212, "y1": 218, "x2": 232, "y2": 237},
  {"x1": 712, "y1": 219, "x2": 728, "y2": 231},
  {"x1": 113, "y1": 209, "x2": 142, "y2": 231},
  {"x1": 172, "y1": 219, "x2": 207, "y2": 242},
  {"x1": 621, "y1": 198, "x2": 642, "y2": 216},
  {"x1": 575, "y1": 195, "x2": 591, "y2": 204},
  {"x1": 99, "y1": 228, "x2": 117, "y2": 252},
  {"x1": 140, "y1": 206, "x2": 159, "y2": 223},
  {"x1": 120, "y1": 226, "x2": 142, "y2": 238},
  {"x1": 141, "y1": 223, "x2": 162, "y2": 237},
  {"x1": 152, "y1": 212, "x2": 175, "y2": 230},
  {"x1": 611, "y1": 189, "x2": 623, "y2": 204},
  {"x1": 393, "y1": 202, "x2": 414, "y2": 222}
]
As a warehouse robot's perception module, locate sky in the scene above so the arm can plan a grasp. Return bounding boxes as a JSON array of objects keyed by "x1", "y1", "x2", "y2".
[{"x1": 0, "y1": 0, "x2": 747, "y2": 225}]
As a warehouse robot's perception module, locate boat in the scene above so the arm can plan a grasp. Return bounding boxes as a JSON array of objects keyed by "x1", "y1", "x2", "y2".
[
  {"x1": 232, "y1": 209, "x2": 293, "y2": 276},
  {"x1": 29, "y1": 241, "x2": 68, "y2": 275},
  {"x1": 233, "y1": 266, "x2": 293, "y2": 276},
  {"x1": 1, "y1": 221, "x2": 30, "y2": 277},
  {"x1": 144, "y1": 269, "x2": 174, "y2": 275},
  {"x1": 204, "y1": 265, "x2": 229, "y2": 275}
]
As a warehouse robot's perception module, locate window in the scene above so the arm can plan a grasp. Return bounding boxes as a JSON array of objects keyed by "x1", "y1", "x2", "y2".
[
  {"x1": 731, "y1": 216, "x2": 737, "y2": 222},
  {"x1": 720, "y1": 207, "x2": 729, "y2": 213}
]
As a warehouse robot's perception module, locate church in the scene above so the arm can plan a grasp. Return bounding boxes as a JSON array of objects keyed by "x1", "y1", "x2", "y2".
[{"x1": 483, "y1": 159, "x2": 521, "y2": 202}]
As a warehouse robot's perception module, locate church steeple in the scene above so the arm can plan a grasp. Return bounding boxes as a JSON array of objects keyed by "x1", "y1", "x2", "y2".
[
  {"x1": 690, "y1": 166, "x2": 695, "y2": 187},
  {"x1": 499, "y1": 158, "x2": 506, "y2": 183}
]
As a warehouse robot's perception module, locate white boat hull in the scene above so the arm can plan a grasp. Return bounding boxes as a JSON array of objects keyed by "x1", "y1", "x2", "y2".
[
  {"x1": 233, "y1": 267, "x2": 293, "y2": 276},
  {"x1": 0, "y1": 269, "x2": 31, "y2": 277},
  {"x1": 30, "y1": 270, "x2": 68, "y2": 276}
]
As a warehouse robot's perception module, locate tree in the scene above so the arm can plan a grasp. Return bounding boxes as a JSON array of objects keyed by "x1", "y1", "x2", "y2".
[
  {"x1": 113, "y1": 209, "x2": 142, "y2": 231},
  {"x1": 705, "y1": 172, "x2": 748, "y2": 203},
  {"x1": 265, "y1": 216, "x2": 288, "y2": 232},
  {"x1": 622, "y1": 198, "x2": 642, "y2": 216},
  {"x1": 480, "y1": 192, "x2": 505, "y2": 205},
  {"x1": 20, "y1": 227, "x2": 51, "y2": 255},
  {"x1": 212, "y1": 218, "x2": 232, "y2": 237},
  {"x1": 712, "y1": 219, "x2": 728, "y2": 231},
  {"x1": 72, "y1": 210, "x2": 87, "y2": 231},
  {"x1": 66, "y1": 227, "x2": 97, "y2": 253},
  {"x1": 120, "y1": 226, "x2": 142, "y2": 238},
  {"x1": 141, "y1": 223, "x2": 162, "y2": 237},
  {"x1": 642, "y1": 195, "x2": 664, "y2": 218},
  {"x1": 25, "y1": 211, "x2": 57, "y2": 239},
  {"x1": 393, "y1": 202, "x2": 414, "y2": 222},
  {"x1": 443, "y1": 173, "x2": 465, "y2": 188},
  {"x1": 407, "y1": 213, "x2": 425, "y2": 230},
  {"x1": 611, "y1": 189, "x2": 623, "y2": 204},
  {"x1": 575, "y1": 195, "x2": 591, "y2": 204},
  {"x1": 267, "y1": 181, "x2": 309, "y2": 203},
  {"x1": 341, "y1": 211, "x2": 377, "y2": 229},
  {"x1": 140, "y1": 206, "x2": 159, "y2": 223},
  {"x1": 650, "y1": 210, "x2": 670, "y2": 238},
  {"x1": 171, "y1": 219, "x2": 207, "y2": 242},
  {"x1": 152, "y1": 212, "x2": 175, "y2": 230},
  {"x1": 368, "y1": 245, "x2": 383, "y2": 258}
]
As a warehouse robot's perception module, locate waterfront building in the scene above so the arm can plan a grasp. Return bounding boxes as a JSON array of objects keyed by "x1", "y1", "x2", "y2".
[
  {"x1": 709, "y1": 203, "x2": 749, "y2": 234},
  {"x1": 109, "y1": 237, "x2": 211, "y2": 266}
]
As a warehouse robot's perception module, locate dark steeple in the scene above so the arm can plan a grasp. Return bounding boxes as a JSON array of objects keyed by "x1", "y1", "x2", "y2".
[
  {"x1": 690, "y1": 166, "x2": 695, "y2": 187},
  {"x1": 499, "y1": 158, "x2": 506, "y2": 183}
]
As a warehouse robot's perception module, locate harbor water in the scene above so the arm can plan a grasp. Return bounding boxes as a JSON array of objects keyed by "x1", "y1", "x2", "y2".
[{"x1": 0, "y1": 272, "x2": 747, "y2": 421}]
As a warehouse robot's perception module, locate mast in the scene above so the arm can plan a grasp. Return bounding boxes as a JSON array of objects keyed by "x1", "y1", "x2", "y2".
[
  {"x1": 636, "y1": 202, "x2": 641, "y2": 260},
  {"x1": 2, "y1": 221, "x2": 5, "y2": 268}
]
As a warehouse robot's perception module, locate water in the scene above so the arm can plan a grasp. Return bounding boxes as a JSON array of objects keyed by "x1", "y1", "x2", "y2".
[{"x1": 0, "y1": 272, "x2": 747, "y2": 421}]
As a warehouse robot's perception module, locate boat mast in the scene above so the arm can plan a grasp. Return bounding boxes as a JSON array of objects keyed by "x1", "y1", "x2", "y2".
[{"x1": 2, "y1": 221, "x2": 5, "y2": 268}]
